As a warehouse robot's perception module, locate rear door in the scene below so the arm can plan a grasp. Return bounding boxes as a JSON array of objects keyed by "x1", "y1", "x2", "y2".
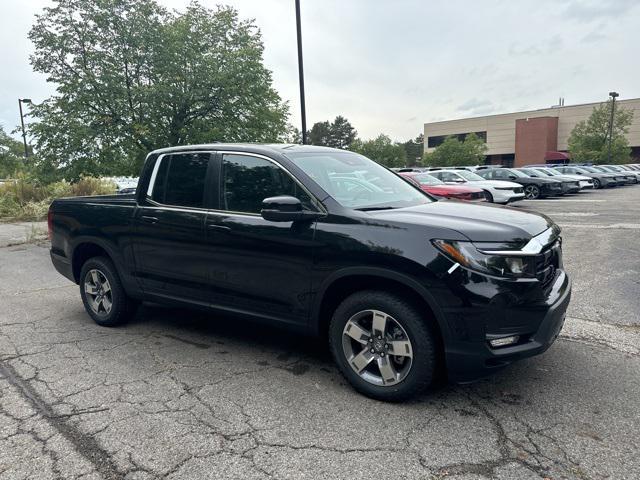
[
  {"x1": 202, "y1": 152, "x2": 321, "y2": 325},
  {"x1": 133, "y1": 151, "x2": 214, "y2": 303}
]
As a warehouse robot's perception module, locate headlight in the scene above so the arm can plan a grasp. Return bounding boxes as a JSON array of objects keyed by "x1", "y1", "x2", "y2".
[{"x1": 432, "y1": 239, "x2": 536, "y2": 278}]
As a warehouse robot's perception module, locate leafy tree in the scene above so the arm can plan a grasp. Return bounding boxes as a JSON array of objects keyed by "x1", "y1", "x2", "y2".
[
  {"x1": 423, "y1": 133, "x2": 487, "y2": 167},
  {"x1": 308, "y1": 116, "x2": 357, "y2": 148},
  {"x1": 28, "y1": 0, "x2": 289, "y2": 181},
  {"x1": 401, "y1": 133, "x2": 424, "y2": 166},
  {"x1": 308, "y1": 121, "x2": 331, "y2": 146},
  {"x1": 329, "y1": 116, "x2": 356, "y2": 149},
  {"x1": 285, "y1": 125, "x2": 302, "y2": 144},
  {"x1": 568, "y1": 100, "x2": 633, "y2": 164},
  {"x1": 350, "y1": 134, "x2": 407, "y2": 168},
  {"x1": 0, "y1": 127, "x2": 27, "y2": 178}
]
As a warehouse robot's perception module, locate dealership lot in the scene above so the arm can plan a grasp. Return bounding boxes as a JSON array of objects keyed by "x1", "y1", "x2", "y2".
[{"x1": 1, "y1": 186, "x2": 639, "y2": 480}]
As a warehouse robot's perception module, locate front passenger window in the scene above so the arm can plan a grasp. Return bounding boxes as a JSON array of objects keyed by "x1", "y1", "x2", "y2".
[{"x1": 222, "y1": 154, "x2": 316, "y2": 214}]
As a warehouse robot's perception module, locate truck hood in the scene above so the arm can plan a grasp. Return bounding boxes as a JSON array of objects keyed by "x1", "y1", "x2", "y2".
[{"x1": 367, "y1": 201, "x2": 553, "y2": 243}]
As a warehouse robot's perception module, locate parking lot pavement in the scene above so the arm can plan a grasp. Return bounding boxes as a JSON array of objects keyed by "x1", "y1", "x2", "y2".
[{"x1": 1, "y1": 187, "x2": 639, "y2": 480}]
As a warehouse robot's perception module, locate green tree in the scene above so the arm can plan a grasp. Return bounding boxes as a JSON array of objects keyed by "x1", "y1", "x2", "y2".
[
  {"x1": 401, "y1": 133, "x2": 424, "y2": 166},
  {"x1": 308, "y1": 121, "x2": 331, "y2": 146},
  {"x1": 350, "y1": 134, "x2": 407, "y2": 168},
  {"x1": 423, "y1": 133, "x2": 487, "y2": 167},
  {"x1": 308, "y1": 116, "x2": 357, "y2": 148},
  {"x1": 568, "y1": 100, "x2": 633, "y2": 164},
  {"x1": 28, "y1": 0, "x2": 289, "y2": 181},
  {"x1": 329, "y1": 116, "x2": 356, "y2": 149},
  {"x1": 0, "y1": 127, "x2": 26, "y2": 178}
]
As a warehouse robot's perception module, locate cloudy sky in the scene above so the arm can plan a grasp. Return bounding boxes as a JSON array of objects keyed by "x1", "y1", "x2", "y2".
[{"x1": 1, "y1": 0, "x2": 639, "y2": 141}]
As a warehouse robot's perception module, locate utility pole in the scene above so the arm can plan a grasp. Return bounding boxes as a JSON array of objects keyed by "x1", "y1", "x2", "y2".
[
  {"x1": 295, "y1": 0, "x2": 307, "y2": 144},
  {"x1": 18, "y1": 98, "x2": 32, "y2": 159},
  {"x1": 607, "y1": 91, "x2": 619, "y2": 163}
]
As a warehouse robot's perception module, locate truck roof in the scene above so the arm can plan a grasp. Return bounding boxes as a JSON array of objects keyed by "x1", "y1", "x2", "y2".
[{"x1": 149, "y1": 143, "x2": 344, "y2": 156}]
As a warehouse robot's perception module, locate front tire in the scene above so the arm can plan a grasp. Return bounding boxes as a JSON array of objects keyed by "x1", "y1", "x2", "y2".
[
  {"x1": 329, "y1": 291, "x2": 436, "y2": 401},
  {"x1": 484, "y1": 190, "x2": 494, "y2": 203},
  {"x1": 524, "y1": 184, "x2": 540, "y2": 199},
  {"x1": 592, "y1": 178, "x2": 601, "y2": 189},
  {"x1": 79, "y1": 257, "x2": 136, "y2": 327}
]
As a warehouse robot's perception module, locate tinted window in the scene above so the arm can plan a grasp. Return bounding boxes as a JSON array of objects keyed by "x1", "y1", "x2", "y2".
[
  {"x1": 222, "y1": 154, "x2": 315, "y2": 214},
  {"x1": 150, "y1": 153, "x2": 209, "y2": 208}
]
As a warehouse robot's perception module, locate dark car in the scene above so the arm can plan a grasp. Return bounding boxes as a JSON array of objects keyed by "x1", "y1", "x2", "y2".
[
  {"x1": 590, "y1": 166, "x2": 636, "y2": 184},
  {"x1": 48, "y1": 144, "x2": 571, "y2": 401},
  {"x1": 516, "y1": 168, "x2": 581, "y2": 194},
  {"x1": 553, "y1": 165, "x2": 618, "y2": 189},
  {"x1": 578, "y1": 166, "x2": 625, "y2": 186},
  {"x1": 475, "y1": 167, "x2": 563, "y2": 199},
  {"x1": 602, "y1": 165, "x2": 640, "y2": 184}
]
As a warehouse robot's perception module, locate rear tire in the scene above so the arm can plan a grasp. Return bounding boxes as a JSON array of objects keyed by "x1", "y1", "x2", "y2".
[
  {"x1": 79, "y1": 257, "x2": 137, "y2": 327},
  {"x1": 329, "y1": 291, "x2": 436, "y2": 402}
]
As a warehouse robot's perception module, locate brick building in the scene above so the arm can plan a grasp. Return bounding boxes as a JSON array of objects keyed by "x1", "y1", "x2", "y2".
[{"x1": 423, "y1": 98, "x2": 640, "y2": 166}]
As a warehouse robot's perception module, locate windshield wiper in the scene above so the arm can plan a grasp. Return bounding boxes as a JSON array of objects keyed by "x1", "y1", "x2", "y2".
[{"x1": 356, "y1": 206, "x2": 397, "y2": 211}]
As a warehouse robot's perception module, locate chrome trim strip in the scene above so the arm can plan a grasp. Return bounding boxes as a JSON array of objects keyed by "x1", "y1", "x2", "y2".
[{"x1": 477, "y1": 226, "x2": 559, "y2": 256}]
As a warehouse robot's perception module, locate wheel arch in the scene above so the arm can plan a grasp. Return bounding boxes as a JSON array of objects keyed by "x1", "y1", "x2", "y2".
[{"x1": 311, "y1": 268, "x2": 450, "y2": 356}]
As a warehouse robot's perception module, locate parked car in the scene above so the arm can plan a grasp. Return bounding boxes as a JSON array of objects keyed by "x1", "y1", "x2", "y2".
[
  {"x1": 475, "y1": 167, "x2": 563, "y2": 199},
  {"x1": 578, "y1": 166, "x2": 626, "y2": 186},
  {"x1": 516, "y1": 168, "x2": 581, "y2": 194},
  {"x1": 531, "y1": 167, "x2": 594, "y2": 190},
  {"x1": 48, "y1": 144, "x2": 571, "y2": 401},
  {"x1": 590, "y1": 166, "x2": 636, "y2": 184},
  {"x1": 427, "y1": 169, "x2": 525, "y2": 204},
  {"x1": 553, "y1": 165, "x2": 618, "y2": 189},
  {"x1": 398, "y1": 172, "x2": 487, "y2": 202},
  {"x1": 602, "y1": 165, "x2": 640, "y2": 184}
]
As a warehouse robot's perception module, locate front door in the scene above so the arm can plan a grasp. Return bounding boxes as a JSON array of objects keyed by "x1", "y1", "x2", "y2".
[
  {"x1": 133, "y1": 152, "x2": 213, "y2": 303},
  {"x1": 203, "y1": 152, "x2": 321, "y2": 325}
]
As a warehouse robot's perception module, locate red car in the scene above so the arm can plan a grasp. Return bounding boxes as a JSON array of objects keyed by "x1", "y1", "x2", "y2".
[{"x1": 399, "y1": 172, "x2": 487, "y2": 202}]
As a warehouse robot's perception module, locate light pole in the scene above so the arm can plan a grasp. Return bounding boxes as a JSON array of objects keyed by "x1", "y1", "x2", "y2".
[
  {"x1": 607, "y1": 91, "x2": 619, "y2": 164},
  {"x1": 295, "y1": 0, "x2": 307, "y2": 144},
  {"x1": 18, "y1": 98, "x2": 32, "y2": 159}
]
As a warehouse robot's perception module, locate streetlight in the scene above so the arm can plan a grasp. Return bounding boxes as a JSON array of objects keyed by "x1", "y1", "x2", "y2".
[
  {"x1": 607, "y1": 92, "x2": 619, "y2": 164},
  {"x1": 295, "y1": 0, "x2": 307, "y2": 144},
  {"x1": 18, "y1": 98, "x2": 32, "y2": 159}
]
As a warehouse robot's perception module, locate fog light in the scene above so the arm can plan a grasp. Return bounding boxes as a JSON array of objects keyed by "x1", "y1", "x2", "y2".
[{"x1": 489, "y1": 335, "x2": 520, "y2": 348}]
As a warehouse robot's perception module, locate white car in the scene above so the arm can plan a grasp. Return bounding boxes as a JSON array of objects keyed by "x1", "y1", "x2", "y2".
[
  {"x1": 428, "y1": 169, "x2": 525, "y2": 204},
  {"x1": 531, "y1": 168, "x2": 594, "y2": 190}
]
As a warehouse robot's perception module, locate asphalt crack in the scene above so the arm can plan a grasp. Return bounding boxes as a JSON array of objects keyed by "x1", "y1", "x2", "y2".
[{"x1": 0, "y1": 361, "x2": 123, "y2": 480}]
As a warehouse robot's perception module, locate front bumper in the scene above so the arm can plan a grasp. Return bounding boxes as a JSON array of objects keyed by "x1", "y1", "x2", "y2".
[{"x1": 441, "y1": 269, "x2": 571, "y2": 383}]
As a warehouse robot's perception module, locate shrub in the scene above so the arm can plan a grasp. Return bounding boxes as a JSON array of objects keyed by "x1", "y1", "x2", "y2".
[{"x1": 0, "y1": 176, "x2": 116, "y2": 221}]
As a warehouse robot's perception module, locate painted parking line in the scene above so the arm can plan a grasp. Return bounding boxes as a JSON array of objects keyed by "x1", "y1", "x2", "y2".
[
  {"x1": 548, "y1": 212, "x2": 598, "y2": 217},
  {"x1": 520, "y1": 199, "x2": 607, "y2": 202}
]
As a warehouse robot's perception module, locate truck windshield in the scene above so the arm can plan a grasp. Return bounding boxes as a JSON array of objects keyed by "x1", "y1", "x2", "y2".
[{"x1": 284, "y1": 151, "x2": 431, "y2": 210}]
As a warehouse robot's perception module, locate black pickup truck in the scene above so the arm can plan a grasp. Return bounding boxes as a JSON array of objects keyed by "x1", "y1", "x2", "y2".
[{"x1": 49, "y1": 144, "x2": 571, "y2": 401}]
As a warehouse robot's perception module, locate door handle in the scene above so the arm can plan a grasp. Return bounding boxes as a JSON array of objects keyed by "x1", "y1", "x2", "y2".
[
  {"x1": 207, "y1": 224, "x2": 231, "y2": 232},
  {"x1": 141, "y1": 215, "x2": 159, "y2": 224}
]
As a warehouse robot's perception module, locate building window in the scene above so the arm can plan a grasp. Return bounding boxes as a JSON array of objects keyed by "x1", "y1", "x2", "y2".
[{"x1": 427, "y1": 131, "x2": 487, "y2": 148}]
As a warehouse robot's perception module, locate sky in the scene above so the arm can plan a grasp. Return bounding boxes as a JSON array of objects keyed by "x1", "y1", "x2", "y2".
[{"x1": 1, "y1": 0, "x2": 640, "y2": 142}]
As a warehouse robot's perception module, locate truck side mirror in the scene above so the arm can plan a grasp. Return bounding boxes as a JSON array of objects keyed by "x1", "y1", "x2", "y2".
[{"x1": 261, "y1": 196, "x2": 323, "y2": 222}]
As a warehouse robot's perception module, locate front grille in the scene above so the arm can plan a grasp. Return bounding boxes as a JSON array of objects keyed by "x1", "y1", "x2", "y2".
[
  {"x1": 513, "y1": 187, "x2": 524, "y2": 194},
  {"x1": 471, "y1": 192, "x2": 485, "y2": 200},
  {"x1": 535, "y1": 240, "x2": 561, "y2": 288}
]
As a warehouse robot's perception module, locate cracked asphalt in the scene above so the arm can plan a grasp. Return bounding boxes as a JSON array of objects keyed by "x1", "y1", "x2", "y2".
[{"x1": 1, "y1": 185, "x2": 639, "y2": 479}]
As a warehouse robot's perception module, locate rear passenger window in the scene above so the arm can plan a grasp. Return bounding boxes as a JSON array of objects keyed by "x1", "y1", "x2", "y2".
[
  {"x1": 222, "y1": 154, "x2": 315, "y2": 214},
  {"x1": 149, "y1": 153, "x2": 209, "y2": 208}
]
